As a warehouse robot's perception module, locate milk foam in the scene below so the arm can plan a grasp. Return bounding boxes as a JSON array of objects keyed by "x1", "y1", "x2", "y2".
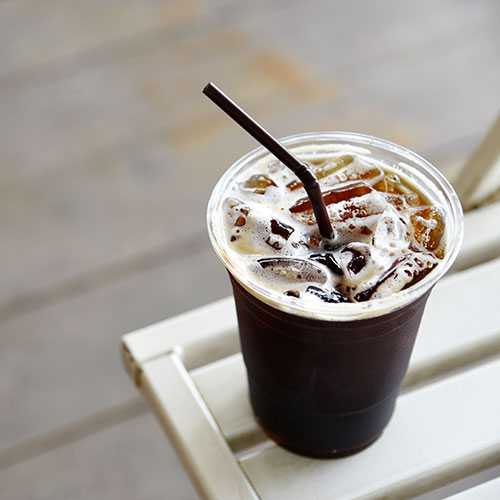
[{"x1": 219, "y1": 152, "x2": 445, "y2": 304}]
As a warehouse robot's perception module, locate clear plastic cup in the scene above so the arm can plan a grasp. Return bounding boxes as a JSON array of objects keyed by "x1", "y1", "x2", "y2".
[{"x1": 207, "y1": 132, "x2": 464, "y2": 457}]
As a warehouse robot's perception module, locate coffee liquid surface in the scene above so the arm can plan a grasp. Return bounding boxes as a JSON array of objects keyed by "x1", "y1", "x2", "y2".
[{"x1": 221, "y1": 152, "x2": 445, "y2": 304}]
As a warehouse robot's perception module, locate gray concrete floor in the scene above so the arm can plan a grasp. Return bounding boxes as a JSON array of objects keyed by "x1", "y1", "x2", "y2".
[{"x1": 1, "y1": 0, "x2": 499, "y2": 498}]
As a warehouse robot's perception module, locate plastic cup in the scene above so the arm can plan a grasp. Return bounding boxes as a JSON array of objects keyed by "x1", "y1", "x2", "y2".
[{"x1": 207, "y1": 132, "x2": 463, "y2": 457}]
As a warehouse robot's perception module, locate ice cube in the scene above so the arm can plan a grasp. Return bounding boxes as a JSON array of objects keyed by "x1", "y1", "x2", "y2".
[
  {"x1": 374, "y1": 175, "x2": 424, "y2": 207},
  {"x1": 286, "y1": 155, "x2": 357, "y2": 191},
  {"x1": 321, "y1": 160, "x2": 384, "y2": 188},
  {"x1": 342, "y1": 247, "x2": 367, "y2": 275},
  {"x1": 223, "y1": 198, "x2": 250, "y2": 226},
  {"x1": 270, "y1": 219, "x2": 294, "y2": 239},
  {"x1": 354, "y1": 253, "x2": 437, "y2": 302},
  {"x1": 258, "y1": 258, "x2": 327, "y2": 284},
  {"x1": 309, "y1": 253, "x2": 343, "y2": 275},
  {"x1": 372, "y1": 210, "x2": 408, "y2": 253},
  {"x1": 354, "y1": 256, "x2": 405, "y2": 302},
  {"x1": 410, "y1": 207, "x2": 445, "y2": 257},
  {"x1": 305, "y1": 286, "x2": 351, "y2": 303},
  {"x1": 290, "y1": 188, "x2": 384, "y2": 227},
  {"x1": 240, "y1": 174, "x2": 276, "y2": 194},
  {"x1": 265, "y1": 235, "x2": 283, "y2": 249},
  {"x1": 290, "y1": 180, "x2": 372, "y2": 213},
  {"x1": 264, "y1": 219, "x2": 295, "y2": 250}
]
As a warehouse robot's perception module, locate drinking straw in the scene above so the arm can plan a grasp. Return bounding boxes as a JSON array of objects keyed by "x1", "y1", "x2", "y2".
[{"x1": 203, "y1": 82, "x2": 334, "y2": 239}]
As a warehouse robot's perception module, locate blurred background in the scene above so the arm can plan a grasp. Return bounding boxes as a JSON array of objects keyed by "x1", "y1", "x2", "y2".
[{"x1": 1, "y1": 0, "x2": 499, "y2": 498}]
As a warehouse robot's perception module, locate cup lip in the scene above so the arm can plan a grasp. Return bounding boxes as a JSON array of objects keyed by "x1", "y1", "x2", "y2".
[{"x1": 207, "y1": 131, "x2": 464, "y2": 321}]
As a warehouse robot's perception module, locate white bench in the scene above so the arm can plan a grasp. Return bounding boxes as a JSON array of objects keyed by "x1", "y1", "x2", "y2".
[
  {"x1": 121, "y1": 202, "x2": 500, "y2": 500},
  {"x1": 122, "y1": 120, "x2": 500, "y2": 499}
]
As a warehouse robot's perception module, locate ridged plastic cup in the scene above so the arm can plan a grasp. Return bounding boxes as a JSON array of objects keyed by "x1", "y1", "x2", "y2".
[{"x1": 207, "y1": 132, "x2": 463, "y2": 457}]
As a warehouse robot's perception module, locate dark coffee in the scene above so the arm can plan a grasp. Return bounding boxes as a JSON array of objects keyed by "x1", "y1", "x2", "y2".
[{"x1": 231, "y1": 275, "x2": 430, "y2": 457}]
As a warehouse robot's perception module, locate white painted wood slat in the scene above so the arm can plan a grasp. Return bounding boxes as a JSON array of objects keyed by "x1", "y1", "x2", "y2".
[
  {"x1": 454, "y1": 114, "x2": 500, "y2": 210},
  {"x1": 452, "y1": 201, "x2": 500, "y2": 272},
  {"x1": 139, "y1": 352, "x2": 258, "y2": 500},
  {"x1": 445, "y1": 477, "x2": 500, "y2": 499},
  {"x1": 240, "y1": 358, "x2": 500, "y2": 500},
  {"x1": 191, "y1": 353, "x2": 264, "y2": 453},
  {"x1": 122, "y1": 296, "x2": 239, "y2": 378}
]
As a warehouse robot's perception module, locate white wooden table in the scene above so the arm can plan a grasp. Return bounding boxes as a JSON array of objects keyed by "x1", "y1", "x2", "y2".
[{"x1": 121, "y1": 198, "x2": 500, "y2": 500}]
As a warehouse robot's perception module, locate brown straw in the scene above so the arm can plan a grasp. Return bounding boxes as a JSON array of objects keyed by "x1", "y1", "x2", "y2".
[{"x1": 203, "y1": 82, "x2": 333, "y2": 239}]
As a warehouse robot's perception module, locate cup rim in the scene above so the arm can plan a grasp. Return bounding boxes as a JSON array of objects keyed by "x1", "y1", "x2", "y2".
[{"x1": 207, "y1": 131, "x2": 464, "y2": 321}]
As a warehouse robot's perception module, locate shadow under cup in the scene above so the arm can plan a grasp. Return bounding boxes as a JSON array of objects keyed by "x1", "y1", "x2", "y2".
[{"x1": 207, "y1": 132, "x2": 464, "y2": 458}]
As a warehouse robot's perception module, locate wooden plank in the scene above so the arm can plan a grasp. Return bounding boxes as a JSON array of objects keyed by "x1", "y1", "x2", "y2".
[
  {"x1": 239, "y1": 0, "x2": 498, "y2": 74},
  {"x1": 419, "y1": 132, "x2": 483, "y2": 184},
  {"x1": 0, "y1": 244, "x2": 230, "y2": 452},
  {"x1": 189, "y1": 256, "x2": 500, "y2": 449},
  {"x1": 445, "y1": 477, "x2": 500, "y2": 499},
  {"x1": 140, "y1": 353, "x2": 258, "y2": 500},
  {"x1": 0, "y1": 411, "x2": 199, "y2": 500},
  {"x1": 269, "y1": 20, "x2": 500, "y2": 177},
  {"x1": 0, "y1": 62, "x2": 164, "y2": 183},
  {"x1": 240, "y1": 358, "x2": 500, "y2": 500},
  {"x1": 0, "y1": 47, "x2": 287, "y2": 301},
  {"x1": 0, "y1": 0, "x2": 304, "y2": 92},
  {"x1": 0, "y1": 32, "x2": 341, "y2": 303},
  {"x1": 191, "y1": 353, "x2": 265, "y2": 453},
  {"x1": 454, "y1": 114, "x2": 500, "y2": 210},
  {"x1": 413, "y1": 465, "x2": 500, "y2": 500},
  {"x1": 0, "y1": 29, "x2": 286, "y2": 185},
  {"x1": 0, "y1": 0, "x2": 203, "y2": 85},
  {"x1": 452, "y1": 201, "x2": 500, "y2": 272},
  {"x1": 123, "y1": 296, "x2": 239, "y2": 378},
  {"x1": 0, "y1": 397, "x2": 147, "y2": 470},
  {"x1": 236, "y1": 0, "x2": 500, "y2": 163}
]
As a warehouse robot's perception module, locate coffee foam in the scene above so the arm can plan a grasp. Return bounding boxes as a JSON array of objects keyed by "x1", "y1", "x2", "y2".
[{"x1": 218, "y1": 152, "x2": 443, "y2": 303}]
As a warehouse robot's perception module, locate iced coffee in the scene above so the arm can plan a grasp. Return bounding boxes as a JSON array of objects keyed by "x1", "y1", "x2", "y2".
[{"x1": 207, "y1": 132, "x2": 463, "y2": 457}]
